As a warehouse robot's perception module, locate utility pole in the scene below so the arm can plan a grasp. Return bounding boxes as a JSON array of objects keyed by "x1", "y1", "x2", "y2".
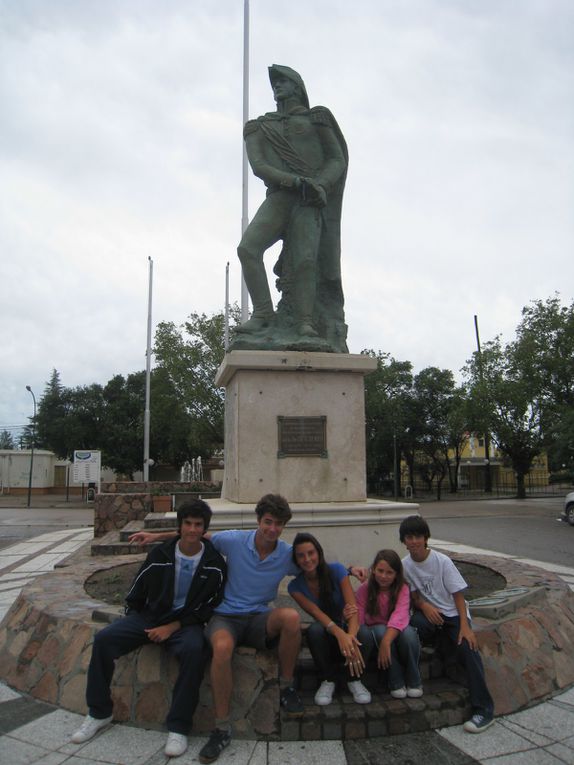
[
  {"x1": 25, "y1": 386, "x2": 36, "y2": 508},
  {"x1": 474, "y1": 315, "x2": 492, "y2": 493}
]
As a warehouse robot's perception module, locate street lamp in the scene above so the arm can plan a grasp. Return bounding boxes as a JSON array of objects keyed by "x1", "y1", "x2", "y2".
[{"x1": 25, "y1": 385, "x2": 36, "y2": 508}]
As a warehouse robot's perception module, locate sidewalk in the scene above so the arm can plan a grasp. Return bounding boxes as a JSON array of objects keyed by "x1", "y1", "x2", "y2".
[{"x1": 0, "y1": 530, "x2": 573, "y2": 764}]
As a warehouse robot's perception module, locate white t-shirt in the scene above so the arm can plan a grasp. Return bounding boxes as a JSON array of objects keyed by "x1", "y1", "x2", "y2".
[{"x1": 402, "y1": 548, "x2": 468, "y2": 618}]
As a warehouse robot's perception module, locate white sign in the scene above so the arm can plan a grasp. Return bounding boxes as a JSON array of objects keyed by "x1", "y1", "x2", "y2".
[{"x1": 72, "y1": 450, "x2": 101, "y2": 484}]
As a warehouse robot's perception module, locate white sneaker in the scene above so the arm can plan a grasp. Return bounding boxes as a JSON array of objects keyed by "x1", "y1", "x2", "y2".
[
  {"x1": 407, "y1": 687, "x2": 423, "y2": 698},
  {"x1": 347, "y1": 680, "x2": 371, "y2": 704},
  {"x1": 314, "y1": 680, "x2": 336, "y2": 706},
  {"x1": 390, "y1": 686, "x2": 407, "y2": 699},
  {"x1": 71, "y1": 714, "x2": 113, "y2": 743},
  {"x1": 165, "y1": 732, "x2": 188, "y2": 757}
]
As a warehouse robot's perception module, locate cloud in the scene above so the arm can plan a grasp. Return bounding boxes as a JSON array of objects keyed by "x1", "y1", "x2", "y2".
[{"x1": 1, "y1": 0, "x2": 573, "y2": 437}]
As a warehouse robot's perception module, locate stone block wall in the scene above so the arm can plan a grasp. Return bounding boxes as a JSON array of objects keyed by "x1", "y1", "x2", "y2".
[
  {"x1": 94, "y1": 483, "x2": 221, "y2": 538},
  {"x1": 0, "y1": 552, "x2": 280, "y2": 738},
  {"x1": 1, "y1": 545, "x2": 574, "y2": 738}
]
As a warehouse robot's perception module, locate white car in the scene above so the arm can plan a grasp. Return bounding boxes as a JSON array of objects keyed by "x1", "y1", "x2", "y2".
[{"x1": 562, "y1": 492, "x2": 574, "y2": 526}]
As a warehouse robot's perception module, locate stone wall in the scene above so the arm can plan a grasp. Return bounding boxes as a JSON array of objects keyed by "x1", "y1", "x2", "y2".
[
  {"x1": 93, "y1": 494, "x2": 151, "y2": 538},
  {"x1": 93, "y1": 483, "x2": 221, "y2": 538},
  {"x1": 0, "y1": 546, "x2": 573, "y2": 738},
  {"x1": 450, "y1": 552, "x2": 574, "y2": 715},
  {"x1": 0, "y1": 551, "x2": 279, "y2": 738}
]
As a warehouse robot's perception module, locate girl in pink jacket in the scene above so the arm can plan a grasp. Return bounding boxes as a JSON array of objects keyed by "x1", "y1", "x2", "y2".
[{"x1": 355, "y1": 550, "x2": 422, "y2": 698}]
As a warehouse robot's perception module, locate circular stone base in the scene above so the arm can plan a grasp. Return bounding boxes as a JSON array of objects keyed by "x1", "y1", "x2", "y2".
[{"x1": 0, "y1": 544, "x2": 573, "y2": 737}]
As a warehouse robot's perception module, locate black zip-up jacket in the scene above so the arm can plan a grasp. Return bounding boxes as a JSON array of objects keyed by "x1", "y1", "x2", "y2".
[{"x1": 124, "y1": 537, "x2": 226, "y2": 628}]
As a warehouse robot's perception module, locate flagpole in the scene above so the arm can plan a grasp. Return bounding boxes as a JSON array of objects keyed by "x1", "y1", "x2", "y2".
[
  {"x1": 241, "y1": 0, "x2": 250, "y2": 322},
  {"x1": 143, "y1": 257, "x2": 153, "y2": 481}
]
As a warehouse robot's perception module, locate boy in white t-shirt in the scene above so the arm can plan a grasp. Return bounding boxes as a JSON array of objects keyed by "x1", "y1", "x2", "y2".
[{"x1": 399, "y1": 515, "x2": 494, "y2": 734}]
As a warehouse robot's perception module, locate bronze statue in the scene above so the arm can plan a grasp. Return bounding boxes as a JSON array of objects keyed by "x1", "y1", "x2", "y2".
[{"x1": 231, "y1": 65, "x2": 348, "y2": 353}]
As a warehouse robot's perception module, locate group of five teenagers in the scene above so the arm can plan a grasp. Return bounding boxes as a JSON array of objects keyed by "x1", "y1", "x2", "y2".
[
  {"x1": 72, "y1": 499, "x2": 494, "y2": 763},
  {"x1": 289, "y1": 533, "x2": 372, "y2": 705}
]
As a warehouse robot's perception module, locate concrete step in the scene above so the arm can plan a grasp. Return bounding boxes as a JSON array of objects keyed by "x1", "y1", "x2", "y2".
[
  {"x1": 288, "y1": 644, "x2": 470, "y2": 738},
  {"x1": 92, "y1": 525, "x2": 152, "y2": 556},
  {"x1": 281, "y1": 675, "x2": 470, "y2": 739}
]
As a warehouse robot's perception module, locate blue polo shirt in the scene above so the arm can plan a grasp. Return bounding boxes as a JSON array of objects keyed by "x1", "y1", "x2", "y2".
[{"x1": 211, "y1": 529, "x2": 299, "y2": 613}]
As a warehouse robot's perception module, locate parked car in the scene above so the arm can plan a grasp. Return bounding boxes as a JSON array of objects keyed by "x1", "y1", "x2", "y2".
[{"x1": 562, "y1": 492, "x2": 574, "y2": 526}]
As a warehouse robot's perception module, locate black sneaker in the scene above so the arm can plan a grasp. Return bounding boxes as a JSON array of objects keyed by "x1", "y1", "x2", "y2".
[
  {"x1": 463, "y1": 713, "x2": 494, "y2": 734},
  {"x1": 198, "y1": 728, "x2": 231, "y2": 764},
  {"x1": 280, "y1": 685, "x2": 304, "y2": 718}
]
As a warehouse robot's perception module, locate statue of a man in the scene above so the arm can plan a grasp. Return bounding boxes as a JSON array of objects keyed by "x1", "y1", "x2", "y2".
[{"x1": 234, "y1": 65, "x2": 349, "y2": 353}]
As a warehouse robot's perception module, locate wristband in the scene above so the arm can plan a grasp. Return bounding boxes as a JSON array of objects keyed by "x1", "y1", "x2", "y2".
[{"x1": 325, "y1": 621, "x2": 335, "y2": 632}]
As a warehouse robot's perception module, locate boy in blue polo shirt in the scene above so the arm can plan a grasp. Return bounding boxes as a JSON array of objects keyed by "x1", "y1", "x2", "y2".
[{"x1": 200, "y1": 494, "x2": 301, "y2": 762}]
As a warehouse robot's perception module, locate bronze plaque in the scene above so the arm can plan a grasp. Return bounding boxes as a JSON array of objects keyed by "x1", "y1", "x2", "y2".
[{"x1": 277, "y1": 416, "x2": 327, "y2": 458}]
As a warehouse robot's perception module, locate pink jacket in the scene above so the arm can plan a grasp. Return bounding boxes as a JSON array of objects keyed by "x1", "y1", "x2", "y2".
[{"x1": 355, "y1": 581, "x2": 411, "y2": 631}]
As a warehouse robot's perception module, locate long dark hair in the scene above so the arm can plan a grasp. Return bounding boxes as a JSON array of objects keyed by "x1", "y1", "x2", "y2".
[
  {"x1": 292, "y1": 532, "x2": 337, "y2": 619},
  {"x1": 367, "y1": 549, "x2": 405, "y2": 618}
]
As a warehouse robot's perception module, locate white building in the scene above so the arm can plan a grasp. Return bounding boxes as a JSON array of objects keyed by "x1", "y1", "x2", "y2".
[{"x1": 0, "y1": 450, "x2": 70, "y2": 494}]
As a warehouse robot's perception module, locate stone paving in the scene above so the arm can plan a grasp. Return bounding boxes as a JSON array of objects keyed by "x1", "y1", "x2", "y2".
[{"x1": 0, "y1": 528, "x2": 574, "y2": 763}]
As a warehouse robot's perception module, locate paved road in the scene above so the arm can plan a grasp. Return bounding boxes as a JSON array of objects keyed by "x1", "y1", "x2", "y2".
[
  {"x1": 415, "y1": 497, "x2": 572, "y2": 568},
  {"x1": 0, "y1": 499, "x2": 93, "y2": 550}
]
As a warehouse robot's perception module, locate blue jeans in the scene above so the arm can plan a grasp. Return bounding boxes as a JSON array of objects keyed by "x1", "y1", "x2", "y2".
[
  {"x1": 410, "y1": 610, "x2": 494, "y2": 717},
  {"x1": 369, "y1": 624, "x2": 421, "y2": 691}
]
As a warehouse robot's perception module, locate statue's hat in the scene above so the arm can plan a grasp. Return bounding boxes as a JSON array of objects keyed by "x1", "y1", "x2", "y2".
[{"x1": 268, "y1": 65, "x2": 309, "y2": 108}]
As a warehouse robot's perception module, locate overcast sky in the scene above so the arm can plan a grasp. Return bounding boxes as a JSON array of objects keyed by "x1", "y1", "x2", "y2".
[{"x1": 1, "y1": 0, "x2": 573, "y2": 439}]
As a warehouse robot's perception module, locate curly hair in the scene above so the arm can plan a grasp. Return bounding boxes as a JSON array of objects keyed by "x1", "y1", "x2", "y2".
[
  {"x1": 366, "y1": 549, "x2": 405, "y2": 618},
  {"x1": 255, "y1": 493, "x2": 292, "y2": 523}
]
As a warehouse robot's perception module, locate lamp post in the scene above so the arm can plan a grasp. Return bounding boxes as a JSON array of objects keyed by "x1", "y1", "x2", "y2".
[{"x1": 25, "y1": 385, "x2": 36, "y2": 508}]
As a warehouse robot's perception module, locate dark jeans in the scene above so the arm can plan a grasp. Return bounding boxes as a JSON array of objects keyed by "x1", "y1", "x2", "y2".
[
  {"x1": 410, "y1": 610, "x2": 494, "y2": 717},
  {"x1": 86, "y1": 613, "x2": 207, "y2": 734},
  {"x1": 306, "y1": 621, "x2": 372, "y2": 683}
]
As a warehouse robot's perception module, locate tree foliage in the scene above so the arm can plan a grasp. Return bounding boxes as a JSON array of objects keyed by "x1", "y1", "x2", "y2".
[
  {"x1": 362, "y1": 350, "x2": 413, "y2": 492},
  {"x1": 153, "y1": 306, "x2": 241, "y2": 455},
  {"x1": 0, "y1": 430, "x2": 15, "y2": 449},
  {"x1": 465, "y1": 337, "x2": 544, "y2": 499}
]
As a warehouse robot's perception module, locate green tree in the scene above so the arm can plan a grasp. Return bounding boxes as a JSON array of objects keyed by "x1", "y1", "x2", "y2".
[
  {"x1": 411, "y1": 367, "x2": 464, "y2": 500},
  {"x1": 465, "y1": 337, "x2": 543, "y2": 499},
  {"x1": 512, "y1": 295, "x2": 574, "y2": 471},
  {"x1": 153, "y1": 306, "x2": 241, "y2": 455},
  {"x1": 0, "y1": 430, "x2": 15, "y2": 449},
  {"x1": 35, "y1": 370, "x2": 74, "y2": 458},
  {"x1": 362, "y1": 350, "x2": 413, "y2": 494}
]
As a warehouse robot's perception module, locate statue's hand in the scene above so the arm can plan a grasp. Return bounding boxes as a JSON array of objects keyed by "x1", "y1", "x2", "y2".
[{"x1": 302, "y1": 179, "x2": 327, "y2": 208}]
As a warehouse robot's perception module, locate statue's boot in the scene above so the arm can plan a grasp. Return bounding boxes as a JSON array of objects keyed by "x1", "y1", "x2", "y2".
[
  {"x1": 298, "y1": 322, "x2": 318, "y2": 337},
  {"x1": 236, "y1": 248, "x2": 274, "y2": 333},
  {"x1": 236, "y1": 313, "x2": 273, "y2": 334},
  {"x1": 293, "y1": 264, "x2": 318, "y2": 338}
]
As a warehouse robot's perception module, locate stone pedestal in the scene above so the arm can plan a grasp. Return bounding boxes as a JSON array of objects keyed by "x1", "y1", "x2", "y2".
[{"x1": 215, "y1": 350, "x2": 377, "y2": 504}]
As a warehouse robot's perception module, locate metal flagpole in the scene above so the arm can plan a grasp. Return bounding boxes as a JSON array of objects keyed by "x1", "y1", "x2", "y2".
[
  {"x1": 224, "y1": 261, "x2": 230, "y2": 351},
  {"x1": 241, "y1": 0, "x2": 250, "y2": 322},
  {"x1": 143, "y1": 257, "x2": 153, "y2": 481}
]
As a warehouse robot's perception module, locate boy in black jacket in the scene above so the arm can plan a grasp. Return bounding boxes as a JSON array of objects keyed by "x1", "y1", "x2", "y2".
[{"x1": 71, "y1": 500, "x2": 226, "y2": 758}]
